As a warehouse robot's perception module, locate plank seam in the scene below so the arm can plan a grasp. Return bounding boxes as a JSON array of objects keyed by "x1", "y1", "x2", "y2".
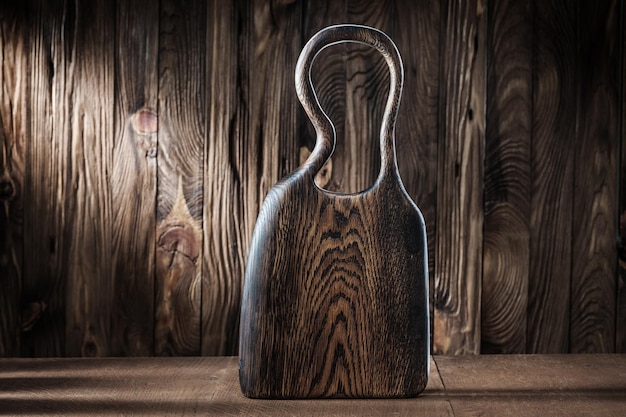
[{"x1": 432, "y1": 356, "x2": 456, "y2": 416}]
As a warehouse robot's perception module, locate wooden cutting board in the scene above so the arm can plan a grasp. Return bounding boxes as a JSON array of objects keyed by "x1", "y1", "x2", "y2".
[{"x1": 239, "y1": 24, "x2": 429, "y2": 399}]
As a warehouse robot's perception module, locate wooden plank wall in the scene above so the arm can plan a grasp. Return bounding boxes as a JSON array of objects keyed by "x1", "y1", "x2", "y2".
[{"x1": 0, "y1": 0, "x2": 624, "y2": 357}]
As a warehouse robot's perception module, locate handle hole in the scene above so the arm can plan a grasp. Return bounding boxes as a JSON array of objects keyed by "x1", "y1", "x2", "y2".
[{"x1": 301, "y1": 42, "x2": 390, "y2": 194}]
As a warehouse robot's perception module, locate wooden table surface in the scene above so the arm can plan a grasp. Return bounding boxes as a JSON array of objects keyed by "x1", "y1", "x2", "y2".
[{"x1": 0, "y1": 355, "x2": 624, "y2": 416}]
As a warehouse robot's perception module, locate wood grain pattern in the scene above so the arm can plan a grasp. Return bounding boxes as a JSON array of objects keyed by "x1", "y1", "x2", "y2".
[
  {"x1": 0, "y1": 357, "x2": 453, "y2": 416},
  {"x1": 201, "y1": 0, "x2": 303, "y2": 356},
  {"x1": 570, "y1": 0, "x2": 620, "y2": 353},
  {"x1": 302, "y1": 0, "x2": 394, "y2": 194},
  {"x1": 528, "y1": 0, "x2": 576, "y2": 353},
  {"x1": 248, "y1": 0, "x2": 302, "y2": 191},
  {"x1": 1, "y1": 0, "x2": 626, "y2": 358},
  {"x1": 1, "y1": 355, "x2": 625, "y2": 416},
  {"x1": 21, "y1": 0, "x2": 69, "y2": 357},
  {"x1": 342, "y1": 0, "x2": 392, "y2": 194},
  {"x1": 434, "y1": 0, "x2": 485, "y2": 355},
  {"x1": 392, "y1": 0, "x2": 440, "y2": 353},
  {"x1": 393, "y1": 0, "x2": 440, "y2": 288},
  {"x1": 618, "y1": 0, "x2": 626, "y2": 354},
  {"x1": 481, "y1": 0, "x2": 532, "y2": 354},
  {"x1": 434, "y1": 355, "x2": 626, "y2": 416},
  {"x1": 62, "y1": 0, "x2": 115, "y2": 357},
  {"x1": 240, "y1": 26, "x2": 429, "y2": 398},
  {"x1": 302, "y1": 0, "x2": 346, "y2": 191},
  {"x1": 155, "y1": 0, "x2": 205, "y2": 356},
  {"x1": 110, "y1": 0, "x2": 159, "y2": 356},
  {"x1": 0, "y1": 0, "x2": 27, "y2": 357},
  {"x1": 240, "y1": 178, "x2": 429, "y2": 398},
  {"x1": 201, "y1": 0, "x2": 246, "y2": 356}
]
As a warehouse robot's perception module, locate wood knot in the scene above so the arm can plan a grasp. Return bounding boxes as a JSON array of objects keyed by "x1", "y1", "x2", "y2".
[
  {"x1": 158, "y1": 225, "x2": 200, "y2": 265},
  {"x1": 83, "y1": 341, "x2": 99, "y2": 357},
  {"x1": 21, "y1": 301, "x2": 47, "y2": 333},
  {"x1": 131, "y1": 108, "x2": 158, "y2": 134},
  {"x1": 0, "y1": 179, "x2": 15, "y2": 200}
]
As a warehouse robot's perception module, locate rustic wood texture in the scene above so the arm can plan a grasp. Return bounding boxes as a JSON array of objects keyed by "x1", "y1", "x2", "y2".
[
  {"x1": 110, "y1": 0, "x2": 159, "y2": 356},
  {"x1": 201, "y1": 0, "x2": 302, "y2": 356},
  {"x1": 1, "y1": 355, "x2": 625, "y2": 416},
  {"x1": 1, "y1": 0, "x2": 625, "y2": 358},
  {"x1": 433, "y1": 0, "x2": 486, "y2": 355},
  {"x1": 301, "y1": 0, "x2": 346, "y2": 191},
  {"x1": 155, "y1": 0, "x2": 206, "y2": 356},
  {"x1": 341, "y1": 0, "x2": 392, "y2": 194},
  {"x1": 481, "y1": 0, "x2": 532, "y2": 354},
  {"x1": 570, "y1": 0, "x2": 620, "y2": 353},
  {"x1": 21, "y1": 0, "x2": 70, "y2": 357},
  {"x1": 434, "y1": 354, "x2": 626, "y2": 416},
  {"x1": 392, "y1": 0, "x2": 440, "y2": 355},
  {"x1": 62, "y1": 0, "x2": 115, "y2": 358},
  {"x1": 617, "y1": 0, "x2": 626, "y2": 354},
  {"x1": 201, "y1": 0, "x2": 242, "y2": 356},
  {"x1": 393, "y1": 0, "x2": 440, "y2": 286},
  {"x1": 0, "y1": 0, "x2": 27, "y2": 357},
  {"x1": 302, "y1": 0, "x2": 394, "y2": 194},
  {"x1": 528, "y1": 0, "x2": 576, "y2": 353},
  {"x1": 239, "y1": 25, "x2": 429, "y2": 398}
]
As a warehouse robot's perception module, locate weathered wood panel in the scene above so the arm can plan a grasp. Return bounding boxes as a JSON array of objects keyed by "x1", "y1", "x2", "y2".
[
  {"x1": 570, "y1": 0, "x2": 620, "y2": 353},
  {"x1": 481, "y1": 0, "x2": 532, "y2": 354},
  {"x1": 62, "y1": 0, "x2": 115, "y2": 357},
  {"x1": 528, "y1": 0, "x2": 576, "y2": 353},
  {"x1": 433, "y1": 0, "x2": 485, "y2": 355},
  {"x1": 201, "y1": 0, "x2": 244, "y2": 356},
  {"x1": 393, "y1": 0, "x2": 440, "y2": 282},
  {"x1": 250, "y1": 0, "x2": 302, "y2": 189},
  {"x1": 342, "y1": 0, "x2": 392, "y2": 194},
  {"x1": 21, "y1": 0, "x2": 69, "y2": 357},
  {"x1": 110, "y1": 0, "x2": 159, "y2": 356},
  {"x1": 1, "y1": 0, "x2": 625, "y2": 358},
  {"x1": 2, "y1": 356, "x2": 625, "y2": 416},
  {"x1": 202, "y1": 0, "x2": 303, "y2": 355},
  {"x1": 617, "y1": 0, "x2": 626, "y2": 354},
  {"x1": 301, "y1": 0, "x2": 393, "y2": 193},
  {"x1": 433, "y1": 355, "x2": 626, "y2": 416},
  {"x1": 301, "y1": 0, "x2": 346, "y2": 191},
  {"x1": 155, "y1": 0, "x2": 206, "y2": 356},
  {"x1": 0, "y1": 0, "x2": 27, "y2": 357}
]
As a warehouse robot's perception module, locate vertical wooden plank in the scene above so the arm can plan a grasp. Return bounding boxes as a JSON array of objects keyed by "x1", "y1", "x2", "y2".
[
  {"x1": 21, "y1": 0, "x2": 115, "y2": 357},
  {"x1": 615, "y1": 0, "x2": 626, "y2": 354},
  {"x1": 202, "y1": 0, "x2": 303, "y2": 355},
  {"x1": 62, "y1": 0, "x2": 115, "y2": 357},
  {"x1": 392, "y1": 0, "x2": 440, "y2": 350},
  {"x1": 156, "y1": 0, "x2": 205, "y2": 356},
  {"x1": 22, "y1": 0, "x2": 68, "y2": 357},
  {"x1": 110, "y1": 0, "x2": 159, "y2": 356},
  {"x1": 301, "y1": 1, "x2": 392, "y2": 194},
  {"x1": 434, "y1": 0, "x2": 486, "y2": 355},
  {"x1": 201, "y1": 0, "x2": 245, "y2": 356},
  {"x1": 202, "y1": 0, "x2": 302, "y2": 354},
  {"x1": 342, "y1": 0, "x2": 393, "y2": 194},
  {"x1": 481, "y1": 0, "x2": 532, "y2": 354},
  {"x1": 570, "y1": 0, "x2": 620, "y2": 354},
  {"x1": 528, "y1": 0, "x2": 576, "y2": 353},
  {"x1": 251, "y1": 0, "x2": 303, "y2": 188},
  {"x1": 210, "y1": 0, "x2": 302, "y2": 356},
  {"x1": 300, "y1": 0, "x2": 346, "y2": 192},
  {"x1": 0, "y1": 1, "x2": 27, "y2": 356}
]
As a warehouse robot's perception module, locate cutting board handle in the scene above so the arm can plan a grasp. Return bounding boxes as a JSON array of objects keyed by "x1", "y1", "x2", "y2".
[{"x1": 295, "y1": 24, "x2": 404, "y2": 185}]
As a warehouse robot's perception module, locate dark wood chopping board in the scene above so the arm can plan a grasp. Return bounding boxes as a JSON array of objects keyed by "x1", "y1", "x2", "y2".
[{"x1": 239, "y1": 24, "x2": 429, "y2": 399}]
